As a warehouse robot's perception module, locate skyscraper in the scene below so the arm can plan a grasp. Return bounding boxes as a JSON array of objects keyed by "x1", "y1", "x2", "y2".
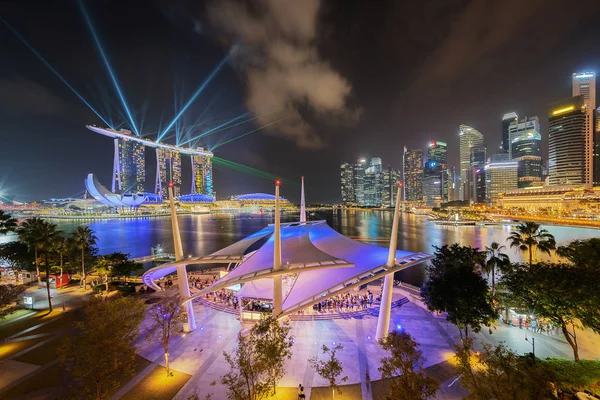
[
  {"x1": 572, "y1": 72, "x2": 596, "y2": 186},
  {"x1": 382, "y1": 166, "x2": 401, "y2": 207},
  {"x1": 469, "y1": 146, "x2": 487, "y2": 203},
  {"x1": 191, "y1": 154, "x2": 213, "y2": 196},
  {"x1": 509, "y1": 117, "x2": 543, "y2": 188},
  {"x1": 502, "y1": 112, "x2": 518, "y2": 153},
  {"x1": 112, "y1": 137, "x2": 145, "y2": 193},
  {"x1": 485, "y1": 160, "x2": 518, "y2": 205},
  {"x1": 363, "y1": 157, "x2": 383, "y2": 207},
  {"x1": 341, "y1": 157, "x2": 398, "y2": 207},
  {"x1": 459, "y1": 125, "x2": 484, "y2": 200},
  {"x1": 595, "y1": 107, "x2": 600, "y2": 186},
  {"x1": 341, "y1": 162, "x2": 356, "y2": 205},
  {"x1": 156, "y1": 148, "x2": 182, "y2": 199},
  {"x1": 402, "y1": 147, "x2": 423, "y2": 203},
  {"x1": 548, "y1": 96, "x2": 587, "y2": 186},
  {"x1": 423, "y1": 141, "x2": 448, "y2": 206}
]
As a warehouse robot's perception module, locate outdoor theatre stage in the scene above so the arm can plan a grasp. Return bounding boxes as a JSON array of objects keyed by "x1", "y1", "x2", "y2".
[{"x1": 142, "y1": 220, "x2": 432, "y2": 319}]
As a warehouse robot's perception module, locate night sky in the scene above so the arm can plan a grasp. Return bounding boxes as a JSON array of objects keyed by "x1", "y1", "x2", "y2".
[{"x1": 2, "y1": 0, "x2": 600, "y2": 203}]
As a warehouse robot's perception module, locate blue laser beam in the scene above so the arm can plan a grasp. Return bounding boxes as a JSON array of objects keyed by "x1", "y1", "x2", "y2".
[
  {"x1": 0, "y1": 16, "x2": 113, "y2": 128},
  {"x1": 159, "y1": 53, "x2": 231, "y2": 140},
  {"x1": 78, "y1": 0, "x2": 139, "y2": 135}
]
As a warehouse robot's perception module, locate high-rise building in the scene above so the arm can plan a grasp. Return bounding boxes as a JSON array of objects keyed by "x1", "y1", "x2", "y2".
[
  {"x1": 548, "y1": 96, "x2": 588, "y2": 186},
  {"x1": 155, "y1": 148, "x2": 182, "y2": 199},
  {"x1": 363, "y1": 157, "x2": 383, "y2": 207},
  {"x1": 459, "y1": 125, "x2": 484, "y2": 200},
  {"x1": 485, "y1": 160, "x2": 518, "y2": 205},
  {"x1": 509, "y1": 116, "x2": 543, "y2": 188},
  {"x1": 112, "y1": 137, "x2": 145, "y2": 193},
  {"x1": 572, "y1": 72, "x2": 596, "y2": 187},
  {"x1": 595, "y1": 107, "x2": 600, "y2": 186},
  {"x1": 340, "y1": 162, "x2": 356, "y2": 205},
  {"x1": 402, "y1": 147, "x2": 423, "y2": 203},
  {"x1": 422, "y1": 141, "x2": 448, "y2": 206},
  {"x1": 502, "y1": 112, "x2": 518, "y2": 153},
  {"x1": 469, "y1": 146, "x2": 487, "y2": 203},
  {"x1": 382, "y1": 166, "x2": 401, "y2": 207},
  {"x1": 191, "y1": 154, "x2": 213, "y2": 196}
]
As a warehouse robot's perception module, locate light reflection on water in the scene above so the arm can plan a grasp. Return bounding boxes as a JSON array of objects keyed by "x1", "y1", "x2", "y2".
[{"x1": 37, "y1": 211, "x2": 600, "y2": 286}]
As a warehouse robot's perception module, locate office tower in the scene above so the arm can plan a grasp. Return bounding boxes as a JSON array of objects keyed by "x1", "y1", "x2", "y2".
[
  {"x1": 595, "y1": 107, "x2": 600, "y2": 186},
  {"x1": 191, "y1": 154, "x2": 213, "y2": 196},
  {"x1": 363, "y1": 157, "x2": 383, "y2": 207},
  {"x1": 423, "y1": 141, "x2": 448, "y2": 205},
  {"x1": 485, "y1": 161, "x2": 519, "y2": 205},
  {"x1": 112, "y1": 138, "x2": 145, "y2": 193},
  {"x1": 469, "y1": 146, "x2": 487, "y2": 203},
  {"x1": 382, "y1": 166, "x2": 401, "y2": 207},
  {"x1": 548, "y1": 96, "x2": 588, "y2": 186},
  {"x1": 509, "y1": 117, "x2": 543, "y2": 187},
  {"x1": 459, "y1": 125, "x2": 484, "y2": 200},
  {"x1": 572, "y1": 72, "x2": 596, "y2": 186},
  {"x1": 403, "y1": 147, "x2": 423, "y2": 203},
  {"x1": 155, "y1": 148, "x2": 182, "y2": 199},
  {"x1": 502, "y1": 112, "x2": 518, "y2": 153},
  {"x1": 340, "y1": 162, "x2": 356, "y2": 205}
]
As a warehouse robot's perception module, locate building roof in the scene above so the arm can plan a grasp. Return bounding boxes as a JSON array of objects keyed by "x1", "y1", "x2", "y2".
[
  {"x1": 85, "y1": 174, "x2": 147, "y2": 207},
  {"x1": 143, "y1": 220, "x2": 432, "y2": 318}
]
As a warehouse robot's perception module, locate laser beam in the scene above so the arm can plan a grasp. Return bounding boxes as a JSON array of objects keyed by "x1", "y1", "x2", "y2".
[
  {"x1": 211, "y1": 118, "x2": 284, "y2": 150},
  {"x1": 78, "y1": 0, "x2": 139, "y2": 135},
  {"x1": 213, "y1": 157, "x2": 282, "y2": 182},
  {"x1": 159, "y1": 53, "x2": 230, "y2": 140},
  {"x1": 0, "y1": 16, "x2": 113, "y2": 128}
]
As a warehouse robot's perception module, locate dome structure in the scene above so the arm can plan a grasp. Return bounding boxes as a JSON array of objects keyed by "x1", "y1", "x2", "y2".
[
  {"x1": 177, "y1": 193, "x2": 215, "y2": 203},
  {"x1": 231, "y1": 193, "x2": 286, "y2": 201}
]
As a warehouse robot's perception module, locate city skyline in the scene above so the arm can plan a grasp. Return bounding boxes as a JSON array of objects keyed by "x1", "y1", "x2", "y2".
[{"x1": 1, "y1": 1, "x2": 600, "y2": 204}]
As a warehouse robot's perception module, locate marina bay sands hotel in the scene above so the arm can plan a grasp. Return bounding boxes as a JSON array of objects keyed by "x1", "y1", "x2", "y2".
[{"x1": 86, "y1": 125, "x2": 213, "y2": 200}]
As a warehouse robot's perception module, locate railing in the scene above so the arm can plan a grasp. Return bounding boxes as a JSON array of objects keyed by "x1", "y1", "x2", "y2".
[{"x1": 131, "y1": 253, "x2": 176, "y2": 263}]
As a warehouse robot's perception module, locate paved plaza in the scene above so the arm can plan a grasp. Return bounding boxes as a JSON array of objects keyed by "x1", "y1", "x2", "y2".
[{"x1": 130, "y1": 283, "x2": 600, "y2": 400}]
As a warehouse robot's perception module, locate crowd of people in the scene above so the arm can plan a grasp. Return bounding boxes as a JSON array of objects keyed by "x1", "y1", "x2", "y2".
[{"x1": 310, "y1": 290, "x2": 377, "y2": 314}]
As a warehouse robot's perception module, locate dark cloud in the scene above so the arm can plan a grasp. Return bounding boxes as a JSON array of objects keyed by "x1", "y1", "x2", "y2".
[
  {"x1": 0, "y1": 76, "x2": 70, "y2": 116},
  {"x1": 206, "y1": 0, "x2": 355, "y2": 149}
]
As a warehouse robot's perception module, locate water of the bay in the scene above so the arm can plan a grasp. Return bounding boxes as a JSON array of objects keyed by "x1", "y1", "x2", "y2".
[{"x1": 38, "y1": 210, "x2": 599, "y2": 287}]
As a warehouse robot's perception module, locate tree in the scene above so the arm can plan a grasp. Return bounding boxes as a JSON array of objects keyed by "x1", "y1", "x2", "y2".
[
  {"x1": 309, "y1": 343, "x2": 348, "y2": 400},
  {"x1": 17, "y1": 217, "x2": 46, "y2": 283},
  {"x1": 0, "y1": 284, "x2": 26, "y2": 319},
  {"x1": 35, "y1": 220, "x2": 60, "y2": 312},
  {"x1": 146, "y1": 295, "x2": 185, "y2": 377},
  {"x1": 59, "y1": 294, "x2": 145, "y2": 399},
  {"x1": 53, "y1": 235, "x2": 69, "y2": 281},
  {"x1": 501, "y1": 262, "x2": 600, "y2": 362},
  {"x1": 378, "y1": 331, "x2": 438, "y2": 400},
  {"x1": 71, "y1": 226, "x2": 97, "y2": 289},
  {"x1": 97, "y1": 252, "x2": 143, "y2": 282},
  {"x1": 483, "y1": 242, "x2": 510, "y2": 304},
  {"x1": 0, "y1": 210, "x2": 18, "y2": 235},
  {"x1": 507, "y1": 221, "x2": 556, "y2": 265},
  {"x1": 557, "y1": 238, "x2": 600, "y2": 270},
  {"x1": 221, "y1": 315, "x2": 294, "y2": 400},
  {"x1": 420, "y1": 244, "x2": 497, "y2": 340},
  {"x1": 455, "y1": 341, "x2": 553, "y2": 399},
  {"x1": 0, "y1": 241, "x2": 34, "y2": 270}
]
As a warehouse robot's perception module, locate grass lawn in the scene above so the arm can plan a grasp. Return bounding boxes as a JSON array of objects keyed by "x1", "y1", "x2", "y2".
[
  {"x1": 121, "y1": 365, "x2": 191, "y2": 400},
  {"x1": 0, "y1": 309, "x2": 34, "y2": 326}
]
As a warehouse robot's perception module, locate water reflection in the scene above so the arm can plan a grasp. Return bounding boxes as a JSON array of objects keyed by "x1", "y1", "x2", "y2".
[{"x1": 46, "y1": 211, "x2": 599, "y2": 286}]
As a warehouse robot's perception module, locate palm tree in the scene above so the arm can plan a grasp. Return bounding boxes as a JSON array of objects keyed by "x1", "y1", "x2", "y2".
[
  {"x1": 483, "y1": 242, "x2": 509, "y2": 303},
  {"x1": 507, "y1": 221, "x2": 556, "y2": 265},
  {"x1": 71, "y1": 227, "x2": 97, "y2": 289},
  {"x1": 0, "y1": 210, "x2": 18, "y2": 235},
  {"x1": 36, "y1": 221, "x2": 60, "y2": 312},
  {"x1": 53, "y1": 235, "x2": 68, "y2": 285},
  {"x1": 17, "y1": 218, "x2": 46, "y2": 283}
]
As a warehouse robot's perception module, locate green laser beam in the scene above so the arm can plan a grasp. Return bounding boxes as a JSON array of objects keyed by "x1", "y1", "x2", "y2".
[{"x1": 212, "y1": 118, "x2": 285, "y2": 150}]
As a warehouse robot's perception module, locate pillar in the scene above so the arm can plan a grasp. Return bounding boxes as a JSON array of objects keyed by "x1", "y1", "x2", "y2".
[
  {"x1": 300, "y1": 176, "x2": 306, "y2": 223},
  {"x1": 169, "y1": 183, "x2": 196, "y2": 332},
  {"x1": 273, "y1": 181, "x2": 282, "y2": 317},
  {"x1": 375, "y1": 183, "x2": 403, "y2": 341}
]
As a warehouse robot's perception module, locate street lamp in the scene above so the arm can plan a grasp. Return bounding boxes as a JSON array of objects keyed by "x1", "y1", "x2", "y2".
[{"x1": 525, "y1": 335, "x2": 535, "y2": 358}]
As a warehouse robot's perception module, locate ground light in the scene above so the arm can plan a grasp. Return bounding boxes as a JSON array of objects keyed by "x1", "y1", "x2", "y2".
[{"x1": 0, "y1": 16, "x2": 113, "y2": 128}]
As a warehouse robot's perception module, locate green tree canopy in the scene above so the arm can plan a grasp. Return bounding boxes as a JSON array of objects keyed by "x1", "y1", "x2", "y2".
[
  {"x1": 0, "y1": 210, "x2": 18, "y2": 235},
  {"x1": 557, "y1": 238, "x2": 600, "y2": 270},
  {"x1": 420, "y1": 244, "x2": 497, "y2": 340},
  {"x1": 501, "y1": 262, "x2": 600, "y2": 362},
  {"x1": 0, "y1": 284, "x2": 26, "y2": 319},
  {"x1": 0, "y1": 241, "x2": 34, "y2": 270},
  {"x1": 146, "y1": 295, "x2": 185, "y2": 377},
  {"x1": 309, "y1": 343, "x2": 348, "y2": 400},
  {"x1": 378, "y1": 331, "x2": 438, "y2": 400},
  {"x1": 59, "y1": 294, "x2": 145, "y2": 399},
  {"x1": 507, "y1": 221, "x2": 556, "y2": 265}
]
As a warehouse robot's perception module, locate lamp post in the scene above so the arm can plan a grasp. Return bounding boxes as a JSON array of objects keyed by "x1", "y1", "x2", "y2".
[{"x1": 273, "y1": 180, "x2": 282, "y2": 317}]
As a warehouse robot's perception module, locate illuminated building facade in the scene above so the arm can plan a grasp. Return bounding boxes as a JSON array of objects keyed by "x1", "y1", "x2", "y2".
[
  {"x1": 485, "y1": 160, "x2": 518, "y2": 205},
  {"x1": 422, "y1": 141, "x2": 448, "y2": 206},
  {"x1": 341, "y1": 158, "x2": 398, "y2": 207},
  {"x1": 548, "y1": 96, "x2": 587, "y2": 186},
  {"x1": 340, "y1": 162, "x2": 356, "y2": 205},
  {"x1": 191, "y1": 154, "x2": 213, "y2": 196},
  {"x1": 459, "y1": 125, "x2": 484, "y2": 200},
  {"x1": 509, "y1": 116, "x2": 543, "y2": 188},
  {"x1": 382, "y1": 166, "x2": 401, "y2": 208},
  {"x1": 502, "y1": 112, "x2": 518, "y2": 153},
  {"x1": 156, "y1": 148, "x2": 182, "y2": 199},
  {"x1": 469, "y1": 146, "x2": 487, "y2": 203},
  {"x1": 595, "y1": 107, "x2": 600, "y2": 186},
  {"x1": 572, "y1": 72, "x2": 596, "y2": 186},
  {"x1": 402, "y1": 147, "x2": 423, "y2": 203},
  {"x1": 112, "y1": 137, "x2": 145, "y2": 193},
  {"x1": 363, "y1": 157, "x2": 383, "y2": 207}
]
